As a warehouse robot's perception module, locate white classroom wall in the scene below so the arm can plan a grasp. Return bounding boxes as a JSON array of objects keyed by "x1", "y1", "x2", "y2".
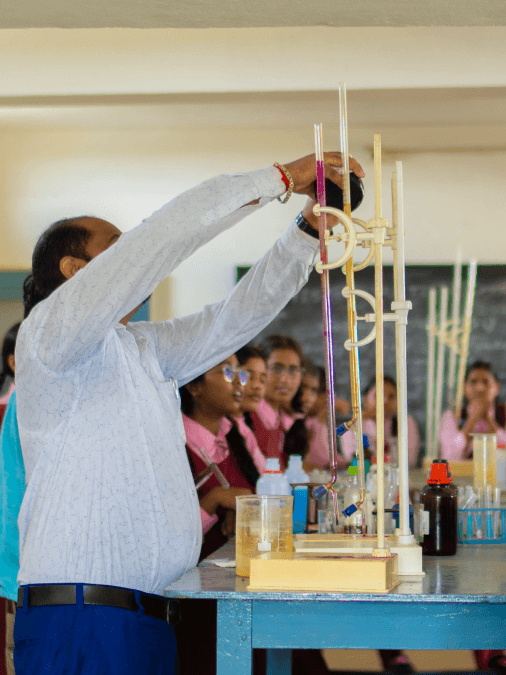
[
  {"x1": 1, "y1": 26, "x2": 505, "y2": 319},
  {"x1": 1, "y1": 124, "x2": 504, "y2": 318}
]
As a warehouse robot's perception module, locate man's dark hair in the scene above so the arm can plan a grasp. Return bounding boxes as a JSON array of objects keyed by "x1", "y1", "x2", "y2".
[
  {"x1": 23, "y1": 217, "x2": 92, "y2": 317},
  {"x1": 0, "y1": 322, "x2": 21, "y2": 391}
]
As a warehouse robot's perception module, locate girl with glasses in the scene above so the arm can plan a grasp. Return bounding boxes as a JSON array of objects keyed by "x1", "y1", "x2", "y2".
[
  {"x1": 180, "y1": 354, "x2": 266, "y2": 560},
  {"x1": 177, "y1": 354, "x2": 267, "y2": 675},
  {"x1": 249, "y1": 335, "x2": 305, "y2": 469}
]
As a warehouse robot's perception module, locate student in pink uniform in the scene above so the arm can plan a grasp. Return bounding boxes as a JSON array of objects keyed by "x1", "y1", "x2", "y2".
[
  {"x1": 180, "y1": 353, "x2": 266, "y2": 558},
  {"x1": 0, "y1": 323, "x2": 20, "y2": 427},
  {"x1": 250, "y1": 335, "x2": 304, "y2": 469},
  {"x1": 439, "y1": 360, "x2": 506, "y2": 460},
  {"x1": 341, "y1": 375, "x2": 420, "y2": 467},
  {"x1": 177, "y1": 353, "x2": 267, "y2": 675},
  {"x1": 236, "y1": 345, "x2": 268, "y2": 432},
  {"x1": 299, "y1": 362, "x2": 348, "y2": 471}
]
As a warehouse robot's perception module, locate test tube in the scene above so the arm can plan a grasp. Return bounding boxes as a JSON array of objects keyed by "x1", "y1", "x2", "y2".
[
  {"x1": 194, "y1": 446, "x2": 230, "y2": 490},
  {"x1": 475, "y1": 487, "x2": 483, "y2": 539},
  {"x1": 494, "y1": 487, "x2": 501, "y2": 539},
  {"x1": 485, "y1": 484, "x2": 493, "y2": 540},
  {"x1": 464, "y1": 486, "x2": 476, "y2": 540}
]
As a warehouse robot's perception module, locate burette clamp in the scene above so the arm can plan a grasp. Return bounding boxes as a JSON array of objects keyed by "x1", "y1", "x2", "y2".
[
  {"x1": 313, "y1": 204, "x2": 358, "y2": 273},
  {"x1": 342, "y1": 287, "x2": 377, "y2": 350},
  {"x1": 390, "y1": 300, "x2": 412, "y2": 326}
]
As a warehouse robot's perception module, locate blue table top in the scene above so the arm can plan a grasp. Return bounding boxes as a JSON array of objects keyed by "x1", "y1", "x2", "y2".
[{"x1": 164, "y1": 540, "x2": 506, "y2": 604}]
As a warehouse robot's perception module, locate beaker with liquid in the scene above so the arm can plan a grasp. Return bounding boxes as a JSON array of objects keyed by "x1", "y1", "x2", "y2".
[
  {"x1": 472, "y1": 433, "x2": 497, "y2": 489},
  {"x1": 235, "y1": 495, "x2": 293, "y2": 577}
]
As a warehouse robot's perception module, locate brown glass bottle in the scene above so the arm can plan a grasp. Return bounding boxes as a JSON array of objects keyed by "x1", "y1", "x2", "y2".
[{"x1": 420, "y1": 460, "x2": 458, "y2": 556}]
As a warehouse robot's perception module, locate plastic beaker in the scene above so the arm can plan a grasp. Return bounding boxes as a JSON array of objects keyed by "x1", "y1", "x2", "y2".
[
  {"x1": 235, "y1": 495, "x2": 293, "y2": 577},
  {"x1": 472, "y1": 433, "x2": 497, "y2": 489}
]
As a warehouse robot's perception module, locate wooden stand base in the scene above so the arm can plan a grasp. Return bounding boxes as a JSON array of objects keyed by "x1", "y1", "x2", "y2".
[
  {"x1": 247, "y1": 551, "x2": 399, "y2": 593},
  {"x1": 294, "y1": 533, "x2": 424, "y2": 577}
]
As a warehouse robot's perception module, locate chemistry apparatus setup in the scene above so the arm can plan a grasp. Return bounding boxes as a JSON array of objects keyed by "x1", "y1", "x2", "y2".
[
  {"x1": 247, "y1": 83, "x2": 423, "y2": 593},
  {"x1": 425, "y1": 255, "x2": 478, "y2": 462}
]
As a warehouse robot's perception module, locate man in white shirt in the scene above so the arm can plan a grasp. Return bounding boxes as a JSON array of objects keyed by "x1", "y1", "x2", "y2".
[{"x1": 14, "y1": 153, "x2": 364, "y2": 675}]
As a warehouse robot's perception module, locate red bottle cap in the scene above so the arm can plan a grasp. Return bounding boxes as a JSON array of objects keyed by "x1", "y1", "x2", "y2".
[{"x1": 427, "y1": 459, "x2": 452, "y2": 485}]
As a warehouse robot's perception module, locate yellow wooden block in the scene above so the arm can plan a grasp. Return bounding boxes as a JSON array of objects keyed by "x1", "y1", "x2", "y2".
[{"x1": 247, "y1": 551, "x2": 399, "y2": 593}]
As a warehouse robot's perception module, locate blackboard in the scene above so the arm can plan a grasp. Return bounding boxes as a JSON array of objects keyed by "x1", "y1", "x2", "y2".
[{"x1": 250, "y1": 264, "x2": 506, "y2": 456}]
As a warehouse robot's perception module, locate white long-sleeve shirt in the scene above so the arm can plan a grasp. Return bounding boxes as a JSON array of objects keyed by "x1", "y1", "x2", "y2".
[{"x1": 15, "y1": 166, "x2": 319, "y2": 595}]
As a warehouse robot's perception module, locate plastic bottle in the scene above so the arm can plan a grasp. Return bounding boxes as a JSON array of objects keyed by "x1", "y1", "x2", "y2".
[
  {"x1": 284, "y1": 455, "x2": 310, "y2": 488},
  {"x1": 420, "y1": 459, "x2": 458, "y2": 556},
  {"x1": 343, "y1": 466, "x2": 365, "y2": 534},
  {"x1": 256, "y1": 458, "x2": 291, "y2": 496}
]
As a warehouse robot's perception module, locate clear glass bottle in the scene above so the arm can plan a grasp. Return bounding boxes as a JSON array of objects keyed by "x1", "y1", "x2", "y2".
[{"x1": 343, "y1": 466, "x2": 365, "y2": 534}]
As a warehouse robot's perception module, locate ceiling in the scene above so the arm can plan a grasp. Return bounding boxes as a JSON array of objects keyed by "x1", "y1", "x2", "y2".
[{"x1": 1, "y1": 0, "x2": 505, "y2": 29}]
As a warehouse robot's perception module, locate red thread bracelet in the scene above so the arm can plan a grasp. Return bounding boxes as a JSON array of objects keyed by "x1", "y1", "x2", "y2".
[{"x1": 274, "y1": 162, "x2": 290, "y2": 190}]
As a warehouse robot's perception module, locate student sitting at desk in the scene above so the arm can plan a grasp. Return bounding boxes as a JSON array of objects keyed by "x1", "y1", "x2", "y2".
[
  {"x1": 439, "y1": 360, "x2": 506, "y2": 459},
  {"x1": 249, "y1": 335, "x2": 304, "y2": 469},
  {"x1": 299, "y1": 361, "x2": 349, "y2": 471},
  {"x1": 0, "y1": 323, "x2": 20, "y2": 427},
  {"x1": 180, "y1": 353, "x2": 266, "y2": 560},
  {"x1": 179, "y1": 353, "x2": 268, "y2": 675},
  {"x1": 341, "y1": 375, "x2": 420, "y2": 467},
  {"x1": 236, "y1": 345, "x2": 268, "y2": 432},
  {"x1": 0, "y1": 322, "x2": 22, "y2": 675}
]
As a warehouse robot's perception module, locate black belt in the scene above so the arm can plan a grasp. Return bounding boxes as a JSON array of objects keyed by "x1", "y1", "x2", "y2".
[{"x1": 17, "y1": 585, "x2": 180, "y2": 625}]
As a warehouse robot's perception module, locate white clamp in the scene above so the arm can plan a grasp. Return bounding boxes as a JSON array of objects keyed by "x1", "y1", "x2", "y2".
[
  {"x1": 342, "y1": 287, "x2": 377, "y2": 349},
  {"x1": 313, "y1": 204, "x2": 357, "y2": 272},
  {"x1": 391, "y1": 300, "x2": 412, "y2": 326}
]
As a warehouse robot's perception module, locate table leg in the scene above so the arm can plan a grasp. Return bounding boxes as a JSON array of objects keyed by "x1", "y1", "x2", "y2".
[
  {"x1": 217, "y1": 599, "x2": 253, "y2": 675},
  {"x1": 266, "y1": 649, "x2": 291, "y2": 675}
]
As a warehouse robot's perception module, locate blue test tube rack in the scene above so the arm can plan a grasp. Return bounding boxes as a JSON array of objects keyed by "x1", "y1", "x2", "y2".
[{"x1": 458, "y1": 507, "x2": 506, "y2": 544}]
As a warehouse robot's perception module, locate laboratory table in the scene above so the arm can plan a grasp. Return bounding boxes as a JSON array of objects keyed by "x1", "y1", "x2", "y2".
[{"x1": 165, "y1": 540, "x2": 506, "y2": 674}]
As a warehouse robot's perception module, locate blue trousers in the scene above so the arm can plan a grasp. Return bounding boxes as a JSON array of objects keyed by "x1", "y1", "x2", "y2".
[{"x1": 13, "y1": 585, "x2": 176, "y2": 674}]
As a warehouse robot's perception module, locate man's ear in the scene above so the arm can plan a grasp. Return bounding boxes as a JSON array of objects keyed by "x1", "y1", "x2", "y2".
[{"x1": 59, "y1": 256, "x2": 87, "y2": 280}]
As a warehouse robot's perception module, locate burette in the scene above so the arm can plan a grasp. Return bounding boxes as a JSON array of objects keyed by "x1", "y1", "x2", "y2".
[{"x1": 311, "y1": 83, "x2": 366, "y2": 526}]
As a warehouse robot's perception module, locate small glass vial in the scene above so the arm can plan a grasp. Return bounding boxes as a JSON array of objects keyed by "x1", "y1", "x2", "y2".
[{"x1": 420, "y1": 459, "x2": 458, "y2": 556}]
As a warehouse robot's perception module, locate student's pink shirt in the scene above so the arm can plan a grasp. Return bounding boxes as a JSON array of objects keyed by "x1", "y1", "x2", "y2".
[
  {"x1": 183, "y1": 414, "x2": 266, "y2": 534},
  {"x1": 0, "y1": 381, "x2": 15, "y2": 406},
  {"x1": 340, "y1": 416, "x2": 420, "y2": 467},
  {"x1": 303, "y1": 417, "x2": 329, "y2": 468},
  {"x1": 439, "y1": 408, "x2": 506, "y2": 460},
  {"x1": 254, "y1": 399, "x2": 295, "y2": 433}
]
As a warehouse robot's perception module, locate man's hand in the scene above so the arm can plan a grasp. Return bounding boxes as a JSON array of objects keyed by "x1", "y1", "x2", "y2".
[
  {"x1": 200, "y1": 486, "x2": 252, "y2": 516},
  {"x1": 284, "y1": 152, "x2": 365, "y2": 197}
]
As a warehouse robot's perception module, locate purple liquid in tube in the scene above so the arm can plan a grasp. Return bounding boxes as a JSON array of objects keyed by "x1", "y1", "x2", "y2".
[{"x1": 315, "y1": 158, "x2": 339, "y2": 485}]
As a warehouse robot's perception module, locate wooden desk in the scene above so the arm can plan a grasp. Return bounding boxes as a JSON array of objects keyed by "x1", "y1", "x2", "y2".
[{"x1": 165, "y1": 541, "x2": 506, "y2": 674}]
